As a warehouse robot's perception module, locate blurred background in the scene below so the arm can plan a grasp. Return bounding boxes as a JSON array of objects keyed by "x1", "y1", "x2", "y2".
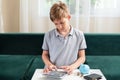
[{"x1": 0, "y1": 0, "x2": 120, "y2": 33}]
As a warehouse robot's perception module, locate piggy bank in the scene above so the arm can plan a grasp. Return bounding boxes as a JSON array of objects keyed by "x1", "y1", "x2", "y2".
[{"x1": 79, "y1": 64, "x2": 90, "y2": 74}]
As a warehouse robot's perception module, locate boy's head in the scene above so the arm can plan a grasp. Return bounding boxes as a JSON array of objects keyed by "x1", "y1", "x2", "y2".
[{"x1": 50, "y1": 1, "x2": 70, "y2": 22}]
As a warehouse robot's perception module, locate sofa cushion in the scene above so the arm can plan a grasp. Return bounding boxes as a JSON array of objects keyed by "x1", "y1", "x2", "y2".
[
  {"x1": 87, "y1": 56, "x2": 120, "y2": 80},
  {"x1": 22, "y1": 56, "x2": 44, "y2": 80},
  {"x1": 0, "y1": 55, "x2": 35, "y2": 80}
]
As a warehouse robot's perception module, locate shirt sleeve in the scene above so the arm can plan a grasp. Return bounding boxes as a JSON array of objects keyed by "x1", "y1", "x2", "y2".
[
  {"x1": 42, "y1": 33, "x2": 49, "y2": 50},
  {"x1": 79, "y1": 32, "x2": 87, "y2": 50}
]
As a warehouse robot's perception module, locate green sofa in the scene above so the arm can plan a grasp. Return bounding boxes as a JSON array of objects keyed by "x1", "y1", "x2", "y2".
[{"x1": 0, "y1": 33, "x2": 120, "y2": 80}]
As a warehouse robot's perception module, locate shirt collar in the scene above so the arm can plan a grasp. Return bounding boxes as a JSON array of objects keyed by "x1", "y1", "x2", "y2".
[
  {"x1": 55, "y1": 26, "x2": 74, "y2": 37},
  {"x1": 69, "y1": 26, "x2": 73, "y2": 36}
]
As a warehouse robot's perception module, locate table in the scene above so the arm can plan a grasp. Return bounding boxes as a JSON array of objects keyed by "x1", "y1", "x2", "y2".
[{"x1": 31, "y1": 69, "x2": 106, "y2": 80}]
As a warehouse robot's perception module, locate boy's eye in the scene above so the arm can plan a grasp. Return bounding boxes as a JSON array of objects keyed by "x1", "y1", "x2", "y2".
[
  {"x1": 60, "y1": 22, "x2": 65, "y2": 25},
  {"x1": 54, "y1": 21, "x2": 65, "y2": 26},
  {"x1": 55, "y1": 23, "x2": 58, "y2": 25}
]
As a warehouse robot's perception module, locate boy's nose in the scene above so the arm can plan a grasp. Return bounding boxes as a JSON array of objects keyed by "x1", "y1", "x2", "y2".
[{"x1": 57, "y1": 24, "x2": 62, "y2": 28}]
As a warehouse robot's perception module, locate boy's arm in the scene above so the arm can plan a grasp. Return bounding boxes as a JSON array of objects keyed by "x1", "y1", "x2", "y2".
[
  {"x1": 42, "y1": 50, "x2": 57, "y2": 72},
  {"x1": 70, "y1": 49, "x2": 86, "y2": 69},
  {"x1": 42, "y1": 50, "x2": 52, "y2": 66},
  {"x1": 60, "y1": 49, "x2": 85, "y2": 74}
]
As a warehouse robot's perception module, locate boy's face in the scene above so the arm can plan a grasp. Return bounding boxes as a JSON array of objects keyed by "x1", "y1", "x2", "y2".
[{"x1": 53, "y1": 16, "x2": 71, "y2": 32}]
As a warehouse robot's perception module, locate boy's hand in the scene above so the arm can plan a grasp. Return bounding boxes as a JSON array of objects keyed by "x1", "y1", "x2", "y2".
[
  {"x1": 43, "y1": 64, "x2": 57, "y2": 73},
  {"x1": 60, "y1": 65, "x2": 75, "y2": 74}
]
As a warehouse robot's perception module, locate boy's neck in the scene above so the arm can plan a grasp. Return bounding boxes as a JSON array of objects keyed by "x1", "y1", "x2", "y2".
[{"x1": 58, "y1": 26, "x2": 71, "y2": 37}]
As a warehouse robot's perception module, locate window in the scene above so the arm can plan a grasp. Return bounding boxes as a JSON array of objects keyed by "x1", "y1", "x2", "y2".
[
  {"x1": 38, "y1": 0, "x2": 120, "y2": 17},
  {"x1": 91, "y1": 0, "x2": 120, "y2": 17}
]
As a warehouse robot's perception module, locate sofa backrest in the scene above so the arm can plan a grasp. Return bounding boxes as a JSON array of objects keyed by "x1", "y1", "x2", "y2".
[
  {"x1": 0, "y1": 33, "x2": 44, "y2": 55},
  {"x1": 85, "y1": 34, "x2": 120, "y2": 56},
  {"x1": 0, "y1": 33, "x2": 120, "y2": 55}
]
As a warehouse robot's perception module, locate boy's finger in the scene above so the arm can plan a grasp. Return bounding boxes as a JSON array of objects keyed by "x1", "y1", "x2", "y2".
[{"x1": 59, "y1": 66, "x2": 67, "y2": 69}]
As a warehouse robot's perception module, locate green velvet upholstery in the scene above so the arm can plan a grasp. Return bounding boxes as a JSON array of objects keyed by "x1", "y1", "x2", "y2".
[
  {"x1": 0, "y1": 33, "x2": 44, "y2": 80},
  {"x1": 22, "y1": 56, "x2": 44, "y2": 80},
  {"x1": 85, "y1": 34, "x2": 120, "y2": 80},
  {"x1": 0, "y1": 33, "x2": 120, "y2": 80},
  {"x1": 85, "y1": 34, "x2": 120, "y2": 55},
  {"x1": 0, "y1": 33, "x2": 44, "y2": 55},
  {"x1": 0, "y1": 55, "x2": 34, "y2": 80},
  {"x1": 87, "y1": 56, "x2": 120, "y2": 80}
]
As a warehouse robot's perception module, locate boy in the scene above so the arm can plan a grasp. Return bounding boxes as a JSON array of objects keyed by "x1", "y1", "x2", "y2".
[{"x1": 42, "y1": 1, "x2": 87, "y2": 74}]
